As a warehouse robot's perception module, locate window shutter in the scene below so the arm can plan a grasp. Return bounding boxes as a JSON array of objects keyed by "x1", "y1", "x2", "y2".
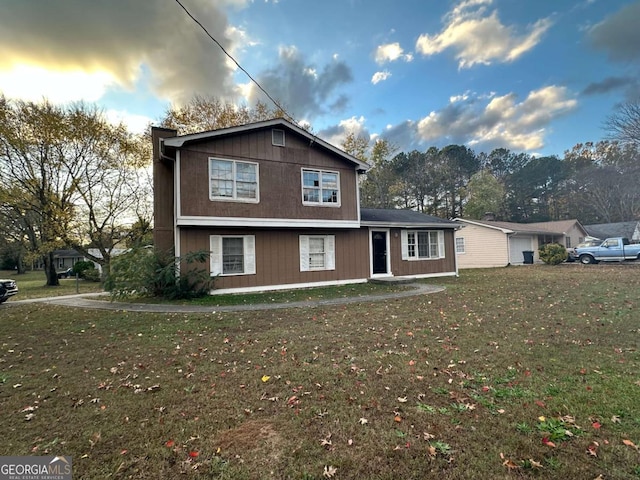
[
  {"x1": 210, "y1": 236, "x2": 222, "y2": 275},
  {"x1": 325, "y1": 235, "x2": 335, "y2": 270},
  {"x1": 244, "y1": 235, "x2": 256, "y2": 275},
  {"x1": 438, "y1": 231, "x2": 445, "y2": 258},
  {"x1": 299, "y1": 235, "x2": 309, "y2": 272},
  {"x1": 401, "y1": 230, "x2": 409, "y2": 260}
]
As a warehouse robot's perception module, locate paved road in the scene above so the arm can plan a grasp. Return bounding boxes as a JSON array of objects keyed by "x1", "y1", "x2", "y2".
[{"x1": 6, "y1": 283, "x2": 445, "y2": 313}]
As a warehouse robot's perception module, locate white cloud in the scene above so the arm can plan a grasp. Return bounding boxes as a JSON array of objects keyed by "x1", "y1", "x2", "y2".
[
  {"x1": 0, "y1": 0, "x2": 245, "y2": 105},
  {"x1": 319, "y1": 116, "x2": 369, "y2": 149},
  {"x1": 415, "y1": 0, "x2": 552, "y2": 68},
  {"x1": 0, "y1": 65, "x2": 116, "y2": 103},
  {"x1": 374, "y1": 43, "x2": 413, "y2": 64},
  {"x1": 371, "y1": 70, "x2": 392, "y2": 85},
  {"x1": 415, "y1": 86, "x2": 577, "y2": 151},
  {"x1": 105, "y1": 109, "x2": 154, "y2": 134}
]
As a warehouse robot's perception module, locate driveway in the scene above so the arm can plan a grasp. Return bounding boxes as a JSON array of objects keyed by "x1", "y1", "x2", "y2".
[{"x1": 6, "y1": 283, "x2": 445, "y2": 313}]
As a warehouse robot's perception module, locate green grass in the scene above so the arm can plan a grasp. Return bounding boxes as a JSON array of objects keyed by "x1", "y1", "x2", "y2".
[
  {"x1": 1, "y1": 269, "x2": 103, "y2": 299},
  {"x1": 1, "y1": 264, "x2": 640, "y2": 479}
]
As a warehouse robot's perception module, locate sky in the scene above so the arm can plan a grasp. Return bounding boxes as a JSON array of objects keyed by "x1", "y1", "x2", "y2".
[{"x1": 1, "y1": 0, "x2": 639, "y2": 157}]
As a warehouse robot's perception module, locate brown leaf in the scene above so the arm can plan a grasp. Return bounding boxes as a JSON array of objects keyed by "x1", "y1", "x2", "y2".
[{"x1": 622, "y1": 439, "x2": 638, "y2": 450}]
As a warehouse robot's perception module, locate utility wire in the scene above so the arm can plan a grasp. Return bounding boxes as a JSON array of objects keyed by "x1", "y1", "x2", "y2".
[{"x1": 173, "y1": 0, "x2": 294, "y2": 122}]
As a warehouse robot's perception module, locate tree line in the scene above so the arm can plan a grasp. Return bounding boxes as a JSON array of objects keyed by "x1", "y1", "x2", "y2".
[
  {"x1": 1, "y1": 93, "x2": 638, "y2": 285},
  {"x1": 349, "y1": 136, "x2": 639, "y2": 225}
]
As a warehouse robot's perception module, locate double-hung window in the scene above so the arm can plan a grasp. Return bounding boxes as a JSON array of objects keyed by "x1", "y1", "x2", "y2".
[
  {"x1": 210, "y1": 235, "x2": 256, "y2": 276},
  {"x1": 299, "y1": 235, "x2": 335, "y2": 271},
  {"x1": 209, "y1": 158, "x2": 259, "y2": 202},
  {"x1": 455, "y1": 237, "x2": 465, "y2": 254},
  {"x1": 401, "y1": 230, "x2": 445, "y2": 260},
  {"x1": 302, "y1": 169, "x2": 340, "y2": 206}
]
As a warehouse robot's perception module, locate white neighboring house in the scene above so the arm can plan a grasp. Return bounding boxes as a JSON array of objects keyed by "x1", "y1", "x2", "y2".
[
  {"x1": 87, "y1": 248, "x2": 128, "y2": 275},
  {"x1": 452, "y1": 219, "x2": 564, "y2": 268}
]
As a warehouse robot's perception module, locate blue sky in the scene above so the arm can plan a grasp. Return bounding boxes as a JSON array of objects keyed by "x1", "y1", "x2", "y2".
[{"x1": 1, "y1": 0, "x2": 639, "y2": 157}]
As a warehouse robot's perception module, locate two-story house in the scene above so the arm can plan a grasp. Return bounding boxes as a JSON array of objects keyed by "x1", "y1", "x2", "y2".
[{"x1": 152, "y1": 119, "x2": 458, "y2": 294}]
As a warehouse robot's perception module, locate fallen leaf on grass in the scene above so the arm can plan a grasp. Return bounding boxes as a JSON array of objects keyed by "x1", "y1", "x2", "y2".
[
  {"x1": 592, "y1": 422, "x2": 601, "y2": 429},
  {"x1": 261, "y1": 375, "x2": 271, "y2": 383},
  {"x1": 165, "y1": 440, "x2": 175, "y2": 448},
  {"x1": 542, "y1": 437, "x2": 556, "y2": 448},
  {"x1": 622, "y1": 439, "x2": 638, "y2": 450},
  {"x1": 359, "y1": 417, "x2": 368, "y2": 425},
  {"x1": 500, "y1": 453, "x2": 519, "y2": 470},
  {"x1": 611, "y1": 415, "x2": 621, "y2": 424},
  {"x1": 323, "y1": 465, "x2": 337, "y2": 478},
  {"x1": 529, "y1": 459, "x2": 543, "y2": 469},
  {"x1": 188, "y1": 451, "x2": 199, "y2": 458},
  {"x1": 587, "y1": 441, "x2": 599, "y2": 457}
]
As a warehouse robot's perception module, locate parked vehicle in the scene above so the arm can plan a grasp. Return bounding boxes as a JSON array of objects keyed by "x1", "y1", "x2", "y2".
[
  {"x1": 566, "y1": 239, "x2": 601, "y2": 262},
  {"x1": 57, "y1": 268, "x2": 74, "y2": 279},
  {"x1": 575, "y1": 237, "x2": 640, "y2": 264},
  {"x1": 0, "y1": 278, "x2": 18, "y2": 303}
]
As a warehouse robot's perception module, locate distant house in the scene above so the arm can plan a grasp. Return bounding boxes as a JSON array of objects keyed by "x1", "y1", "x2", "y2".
[
  {"x1": 526, "y1": 220, "x2": 589, "y2": 249},
  {"x1": 53, "y1": 249, "x2": 86, "y2": 270},
  {"x1": 585, "y1": 221, "x2": 640, "y2": 242},
  {"x1": 152, "y1": 119, "x2": 459, "y2": 294},
  {"x1": 452, "y1": 218, "x2": 568, "y2": 268}
]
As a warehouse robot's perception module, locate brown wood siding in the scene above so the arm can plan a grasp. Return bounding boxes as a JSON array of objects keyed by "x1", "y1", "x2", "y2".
[
  {"x1": 180, "y1": 227, "x2": 370, "y2": 290},
  {"x1": 390, "y1": 228, "x2": 457, "y2": 276},
  {"x1": 152, "y1": 127, "x2": 177, "y2": 252},
  {"x1": 178, "y1": 128, "x2": 359, "y2": 221}
]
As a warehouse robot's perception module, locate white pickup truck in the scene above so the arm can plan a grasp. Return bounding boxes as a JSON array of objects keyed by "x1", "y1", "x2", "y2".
[{"x1": 575, "y1": 237, "x2": 640, "y2": 264}]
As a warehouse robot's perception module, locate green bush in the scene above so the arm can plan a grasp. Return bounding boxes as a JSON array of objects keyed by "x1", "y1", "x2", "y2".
[
  {"x1": 72, "y1": 260, "x2": 95, "y2": 276},
  {"x1": 82, "y1": 267, "x2": 101, "y2": 282},
  {"x1": 538, "y1": 243, "x2": 568, "y2": 265},
  {"x1": 104, "y1": 247, "x2": 214, "y2": 300}
]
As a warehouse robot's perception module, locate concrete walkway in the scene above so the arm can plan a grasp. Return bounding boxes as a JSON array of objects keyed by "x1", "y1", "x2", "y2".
[{"x1": 7, "y1": 283, "x2": 445, "y2": 313}]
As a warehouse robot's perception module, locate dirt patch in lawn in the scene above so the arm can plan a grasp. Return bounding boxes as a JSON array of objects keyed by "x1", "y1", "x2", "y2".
[{"x1": 215, "y1": 420, "x2": 283, "y2": 461}]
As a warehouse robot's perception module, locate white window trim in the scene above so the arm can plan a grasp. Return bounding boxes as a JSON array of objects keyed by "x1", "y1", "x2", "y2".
[
  {"x1": 455, "y1": 237, "x2": 465, "y2": 254},
  {"x1": 301, "y1": 168, "x2": 341, "y2": 207},
  {"x1": 401, "y1": 230, "x2": 445, "y2": 260},
  {"x1": 209, "y1": 157, "x2": 260, "y2": 203},
  {"x1": 210, "y1": 235, "x2": 256, "y2": 276},
  {"x1": 299, "y1": 235, "x2": 336, "y2": 271}
]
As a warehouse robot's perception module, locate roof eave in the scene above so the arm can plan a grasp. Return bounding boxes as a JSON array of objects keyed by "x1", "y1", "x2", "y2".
[
  {"x1": 361, "y1": 221, "x2": 459, "y2": 229},
  {"x1": 162, "y1": 118, "x2": 370, "y2": 171}
]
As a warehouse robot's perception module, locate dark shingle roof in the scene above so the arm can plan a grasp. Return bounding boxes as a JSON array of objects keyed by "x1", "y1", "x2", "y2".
[
  {"x1": 360, "y1": 208, "x2": 458, "y2": 228},
  {"x1": 584, "y1": 221, "x2": 640, "y2": 240}
]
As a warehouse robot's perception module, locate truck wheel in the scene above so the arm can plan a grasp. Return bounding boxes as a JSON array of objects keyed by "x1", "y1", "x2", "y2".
[{"x1": 579, "y1": 255, "x2": 596, "y2": 265}]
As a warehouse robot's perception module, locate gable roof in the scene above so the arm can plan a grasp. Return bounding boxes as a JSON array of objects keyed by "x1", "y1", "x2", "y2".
[
  {"x1": 452, "y1": 218, "x2": 563, "y2": 235},
  {"x1": 584, "y1": 221, "x2": 640, "y2": 240},
  {"x1": 527, "y1": 219, "x2": 587, "y2": 235},
  {"x1": 361, "y1": 208, "x2": 458, "y2": 229},
  {"x1": 162, "y1": 118, "x2": 370, "y2": 171}
]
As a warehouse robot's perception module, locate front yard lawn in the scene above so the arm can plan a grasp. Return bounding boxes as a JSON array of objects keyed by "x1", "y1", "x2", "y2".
[{"x1": 1, "y1": 265, "x2": 639, "y2": 479}]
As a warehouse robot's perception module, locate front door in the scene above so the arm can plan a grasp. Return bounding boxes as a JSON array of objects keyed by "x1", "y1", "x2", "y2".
[{"x1": 372, "y1": 231, "x2": 388, "y2": 274}]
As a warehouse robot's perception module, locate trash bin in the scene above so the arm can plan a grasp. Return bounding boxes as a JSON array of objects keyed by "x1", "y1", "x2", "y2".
[{"x1": 523, "y1": 251, "x2": 534, "y2": 264}]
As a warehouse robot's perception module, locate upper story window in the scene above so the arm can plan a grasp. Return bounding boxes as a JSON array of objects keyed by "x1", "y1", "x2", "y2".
[
  {"x1": 272, "y1": 129, "x2": 285, "y2": 147},
  {"x1": 302, "y1": 169, "x2": 340, "y2": 206},
  {"x1": 209, "y1": 158, "x2": 259, "y2": 202}
]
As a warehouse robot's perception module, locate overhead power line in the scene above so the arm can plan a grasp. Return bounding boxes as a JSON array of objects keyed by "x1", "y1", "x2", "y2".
[{"x1": 173, "y1": 0, "x2": 293, "y2": 121}]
